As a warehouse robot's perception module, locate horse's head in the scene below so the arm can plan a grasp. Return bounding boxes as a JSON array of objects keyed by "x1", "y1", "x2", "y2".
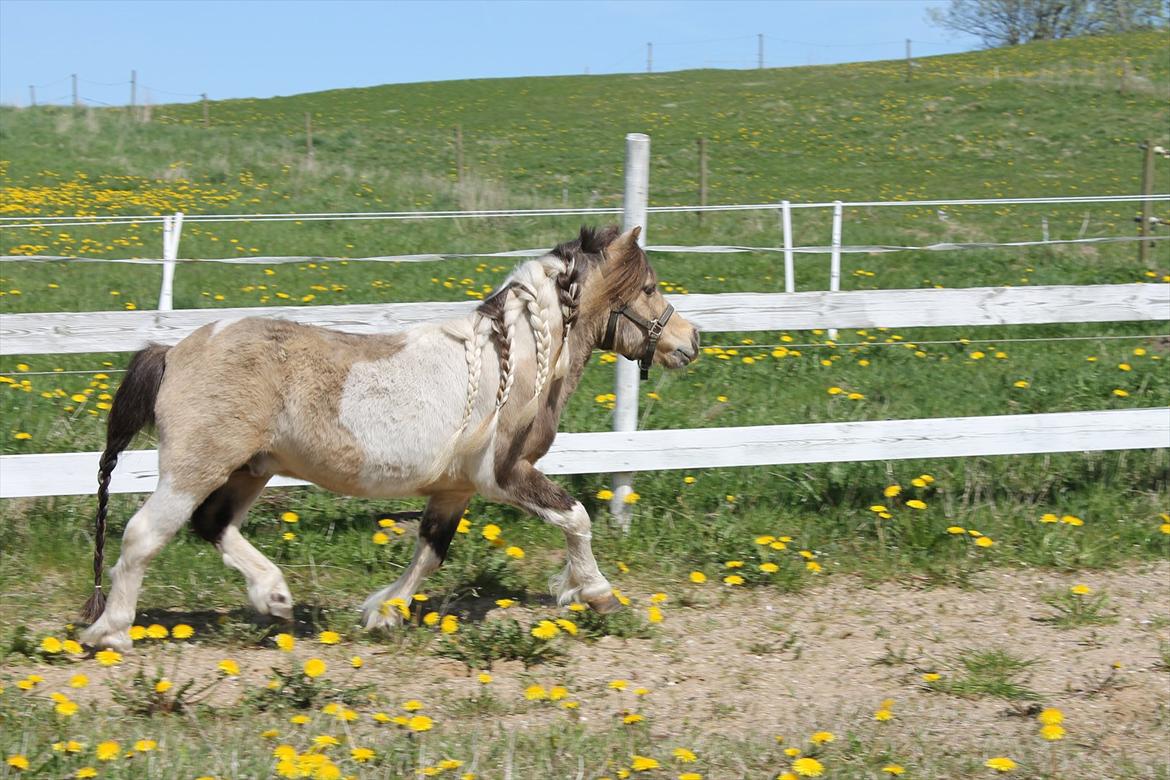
[{"x1": 587, "y1": 226, "x2": 700, "y2": 377}]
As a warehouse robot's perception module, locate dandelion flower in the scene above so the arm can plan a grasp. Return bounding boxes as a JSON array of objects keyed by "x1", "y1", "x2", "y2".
[
  {"x1": 810, "y1": 731, "x2": 834, "y2": 744},
  {"x1": 760, "y1": 562, "x2": 779, "y2": 573},
  {"x1": 905, "y1": 499, "x2": 927, "y2": 510},
  {"x1": 275, "y1": 633, "x2": 295, "y2": 651},
  {"x1": 723, "y1": 574, "x2": 744, "y2": 585},
  {"x1": 596, "y1": 489, "x2": 614, "y2": 501},
  {"x1": 630, "y1": 755, "x2": 659, "y2": 771},
  {"x1": 317, "y1": 630, "x2": 341, "y2": 645},
  {"x1": 280, "y1": 511, "x2": 299, "y2": 524},
  {"x1": 882, "y1": 765, "x2": 905, "y2": 776},
  {"x1": 133, "y1": 740, "x2": 157, "y2": 752},
  {"x1": 75, "y1": 769, "x2": 97, "y2": 779},
  {"x1": 5, "y1": 756, "x2": 29, "y2": 771},
  {"x1": 1070, "y1": 584, "x2": 1091, "y2": 596},
  {"x1": 372, "y1": 531, "x2": 390, "y2": 545},
  {"x1": 623, "y1": 713, "x2": 644, "y2": 724},
  {"x1": 1040, "y1": 724, "x2": 1065, "y2": 740},
  {"x1": 217, "y1": 659, "x2": 239, "y2": 676},
  {"x1": 609, "y1": 679, "x2": 628, "y2": 690},
  {"x1": 41, "y1": 636, "x2": 63, "y2": 653},
  {"x1": 792, "y1": 757, "x2": 825, "y2": 777},
  {"x1": 351, "y1": 747, "x2": 375, "y2": 762},
  {"x1": 975, "y1": 537, "x2": 995, "y2": 547},
  {"x1": 69, "y1": 674, "x2": 89, "y2": 688},
  {"x1": 478, "y1": 672, "x2": 493, "y2": 684},
  {"x1": 524, "y1": 685, "x2": 547, "y2": 700},
  {"x1": 303, "y1": 659, "x2": 326, "y2": 678},
  {"x1": 95, "y1": 649, "x2": 122, "y2": 666},
  {"x1": 805, "y1": 561, "x2": 822, "y2": 573},
  {"x1": 96, "y1": 741, "x2": 120, "y2": 761},
  {"x1": 531, "y1": 620, "x2": 560, "y2": 640},
  {"x1": 922, "y1": 673, "x2": 941, "y2": 682},
  {"x1": 883, "y1": 485, "x2": 901, "y2": 498},
  {"x1": 689, "y1": 571, "x2": 707, "y2": 584},
  {"x1": 495, "y1": 598, "x2": 516, "y2": 608},
  {"x1": 874, "y1": 708, "x2": 893, "y2": 721},
  {"x1": 402, "y1": 699, "x2": 423, "y2": 712},
  {"x1": 985, "y1": 757, "x2": 1017, "y2": 772},
  {"x1": 406, "y1": 715, "x2": 433, "y2": 732},
  {"x1": 672, "y1": 747, "x2": 697, "y2": 762},
  {"x1": 504, "y1": 545, "x2": 525, "y2": 559},
  {"x1": 145, "y1": 624, "x2": 168, "y2": 639},
  {"x1": 155, "y1": 679, "x2": 172, "y2": 693}
]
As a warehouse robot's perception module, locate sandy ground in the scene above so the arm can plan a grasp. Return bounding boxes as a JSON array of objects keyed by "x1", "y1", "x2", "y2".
[{"x1": 6, "y1": 563, "x2": 1170, "y2": 777}]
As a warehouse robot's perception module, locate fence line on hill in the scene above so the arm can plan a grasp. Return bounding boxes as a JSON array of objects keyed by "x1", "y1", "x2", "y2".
[
  {"x1": 0, "y1": 137, "x2": 1167, "y2": 515},
  {"x1": 0, "y1": 193, "x2": 1164, "y2": 228}
]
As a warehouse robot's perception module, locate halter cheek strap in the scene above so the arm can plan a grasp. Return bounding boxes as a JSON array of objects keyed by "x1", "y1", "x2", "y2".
[{"x1": 600, "y1": 302, "x2": 676, "y2": 380}]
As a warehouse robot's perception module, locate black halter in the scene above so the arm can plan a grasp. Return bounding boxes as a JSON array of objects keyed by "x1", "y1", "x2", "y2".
[{"x1": 599, "y1": 301, "x2": 676, "y2": 380}]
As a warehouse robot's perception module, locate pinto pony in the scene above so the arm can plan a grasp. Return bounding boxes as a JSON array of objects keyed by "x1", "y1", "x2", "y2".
[{"x1": 79, "y1": 226, "x2": 699, "y2": 651}]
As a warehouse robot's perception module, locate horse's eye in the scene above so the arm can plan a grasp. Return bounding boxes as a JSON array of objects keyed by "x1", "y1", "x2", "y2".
[{"x1": 643, "y1": 286, "x2": 655, "y2": 296}]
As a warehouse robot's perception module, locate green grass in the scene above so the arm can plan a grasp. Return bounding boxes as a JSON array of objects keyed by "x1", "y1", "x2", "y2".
[{"x1": 934, "y1": 648, "x2": 1041, "y2": 701}]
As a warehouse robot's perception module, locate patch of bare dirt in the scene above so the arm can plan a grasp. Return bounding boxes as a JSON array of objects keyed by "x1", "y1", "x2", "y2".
[{"x1": 7, "y1": 563, "x2": 1170, "y2": 775}]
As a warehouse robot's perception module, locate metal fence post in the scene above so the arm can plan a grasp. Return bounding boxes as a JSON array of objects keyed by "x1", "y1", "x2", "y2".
[
  {"x1": 158, "y1": 211, "x2": 183, "y2": 312},
  {"x1": 610, "y1": 133, "x2": 650, "y2": 530},
  {"x1": 829, "y1": 200, "x2": 842, "y2": 339}
]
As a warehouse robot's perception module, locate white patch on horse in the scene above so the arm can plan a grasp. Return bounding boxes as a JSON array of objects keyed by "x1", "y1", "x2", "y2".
[{"x1": 338, "y1": 327, "x2": 470, "y2": 493}]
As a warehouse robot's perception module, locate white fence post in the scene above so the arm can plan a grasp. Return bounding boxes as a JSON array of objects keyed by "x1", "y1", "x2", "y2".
[
  {"x1": 158, "y1": 211, "x2": 184, "y2": 312},
  {"x1": 829, "y1": 200, "x2": 843, "y2": 339},
  {"x1": 781, "y1": 199, "x2": 795, "y2": 293},
  {"x1": 610, "y1": 132, "x2": 650, "y2": 529}
]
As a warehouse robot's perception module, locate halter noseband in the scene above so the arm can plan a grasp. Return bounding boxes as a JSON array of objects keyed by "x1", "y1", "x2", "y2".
[{"x1": 599, "y1": 301, "x2": 676, "y2": 380}]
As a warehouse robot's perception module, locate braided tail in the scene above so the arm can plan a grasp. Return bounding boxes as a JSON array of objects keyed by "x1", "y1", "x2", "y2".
[{"x1": 81, "y1": 343, "x2": 169, "y2": 622}]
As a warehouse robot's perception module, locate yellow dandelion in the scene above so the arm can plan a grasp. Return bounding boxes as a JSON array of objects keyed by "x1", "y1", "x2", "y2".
[
  {"x1": 689, "y1": 571, "x2": 707, "y2": 584},
  {"x1": 985, "y1": 757, "x2": 1017, "y2": 772},
  {"x1": 96, "y1": 741, "x2": 120, "y2": 761},
  {"x1": 1040, "y1": 724, "x2": 1065, "y2": 741},
  {"x1": 95, "y1": 649, "x2": 122, "y2": 666},
  {"x1": 303, "y1": 658, "x2": 327, "y2": 678},
  {"x1": 217, "y1": 659, "x2": 239, "y2": 676},
  {"x1": 317, "y1": 630, "x2": 341, "y2": 645},
  {"x1": 407, "y1": 715, "x2": 433, "y2": 732},
  {"x1": 792, "y1": 757, "x2": 825, "y2": 777},
  {"x1": 630, "y1": 755, "x2": 659, "y2": 771}
]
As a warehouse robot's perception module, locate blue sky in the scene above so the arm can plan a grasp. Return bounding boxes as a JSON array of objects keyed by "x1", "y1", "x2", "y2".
[{"x1": 0, "y1": 1, "x2": 980, "y2": 107}]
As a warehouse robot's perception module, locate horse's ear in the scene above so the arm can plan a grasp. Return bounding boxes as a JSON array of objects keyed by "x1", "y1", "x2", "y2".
[{"x1": 606, "y1": 226, "x2": 642, "y2": 262}]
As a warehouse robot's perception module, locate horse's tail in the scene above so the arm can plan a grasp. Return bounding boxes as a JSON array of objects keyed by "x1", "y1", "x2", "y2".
[{"x1": 81, "y1": 343, "x2": 170, "y2": 622}]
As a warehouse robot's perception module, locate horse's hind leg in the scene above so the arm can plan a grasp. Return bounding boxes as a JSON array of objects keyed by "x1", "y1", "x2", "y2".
[
  {"x1": 191, "y1": 468, "x2": 291, "y2": 619},
  {"x1": 79, "y1": 476, "x2": 207, "y2": 651},
  {"x1": 361, "y1": 492, "x2": 471, "y2": 631}
]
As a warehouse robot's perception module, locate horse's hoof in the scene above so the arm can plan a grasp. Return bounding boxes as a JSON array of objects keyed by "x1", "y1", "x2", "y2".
[
  {"x1": 79, "y1": 625, "x2": 133, "y2": 653},
  {"x1": 586, "y1": 592, "x2": 623, "y2": 615}
]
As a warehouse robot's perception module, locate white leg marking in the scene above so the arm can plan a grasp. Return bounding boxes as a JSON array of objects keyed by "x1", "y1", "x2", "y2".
[
  {"x1": 361, "y1": 542, "x2": 442, "y2": 631},
  {"x1": 537, "y1": 502, "x2": 611, "y2": 605},
  {"x1": 219, "y1": 526, "x2": 293, "y2": 619},
  {"x1": 80, "y1": 481, "x2": 198, "y2": 651}
]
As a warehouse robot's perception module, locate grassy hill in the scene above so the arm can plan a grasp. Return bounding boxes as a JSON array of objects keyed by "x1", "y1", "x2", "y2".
[{"x1": 0, "y1": 30, "x2": 1167, "y2": 277}]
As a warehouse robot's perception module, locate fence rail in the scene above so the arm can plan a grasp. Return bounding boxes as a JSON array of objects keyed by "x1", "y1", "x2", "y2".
[
  {"x1": 3, "y1": 283, "x2": 1166, "y2": 357},
  {"x1": 3, "y1": 408, "x2": 1166, "y2": 499}
]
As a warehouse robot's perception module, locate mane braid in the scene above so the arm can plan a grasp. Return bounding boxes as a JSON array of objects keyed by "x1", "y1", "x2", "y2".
[{"x1": 514, "y1": 282, "x2": 552, "y2": 407}]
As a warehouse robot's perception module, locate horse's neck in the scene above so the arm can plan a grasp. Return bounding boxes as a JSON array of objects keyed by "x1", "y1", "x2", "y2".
[{"x1": 545, "y1": 323, "x2": 599, "y2": 421}]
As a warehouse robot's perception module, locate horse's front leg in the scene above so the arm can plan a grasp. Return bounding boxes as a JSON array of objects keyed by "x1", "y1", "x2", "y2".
[
  {"x1": 360, "y1": 492, "x2": 471, "y2": 631},
  {"x1": 499, "y1": 461, "x2": 621, "y2": 614}
]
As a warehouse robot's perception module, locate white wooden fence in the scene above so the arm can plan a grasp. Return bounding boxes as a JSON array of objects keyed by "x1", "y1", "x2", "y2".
[
  {"x1": 2, "y1": 280, "x2": 1167, "y2": 499},
  {"x1": 1, "y1": 134, "x2": 1168, "y2": 501}
]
